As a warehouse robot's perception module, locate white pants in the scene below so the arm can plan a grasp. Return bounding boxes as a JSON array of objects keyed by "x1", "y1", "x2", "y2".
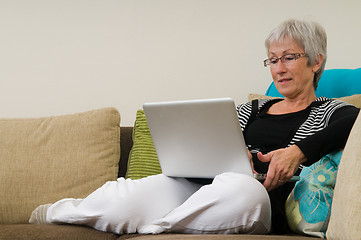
[{"x1": 47, "y1": 173, "x2": 271, "y2": 235}]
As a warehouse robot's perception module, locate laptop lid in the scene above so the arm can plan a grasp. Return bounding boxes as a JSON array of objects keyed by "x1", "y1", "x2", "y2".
[{"x1": 143, "y1": 98, "x2": 253, "y2": 178}]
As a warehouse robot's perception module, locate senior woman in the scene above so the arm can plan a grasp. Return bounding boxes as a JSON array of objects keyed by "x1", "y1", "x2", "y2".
[
  {"x1": 30, "y1": 19, "x2": 359, "y2": 235},
  {"x1": 237, "y1": 19, "x2": 360, "y2": 233}
]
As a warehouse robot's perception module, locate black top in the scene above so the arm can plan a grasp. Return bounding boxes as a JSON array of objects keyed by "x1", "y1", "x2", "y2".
[{"x1": 245, "y1": 99, "x2": 359, "y2": 173}]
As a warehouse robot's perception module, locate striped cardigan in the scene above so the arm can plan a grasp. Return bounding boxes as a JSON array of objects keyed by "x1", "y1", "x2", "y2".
[{"x1": 236, "y1": 97, "x2": 352, "y2": 164}]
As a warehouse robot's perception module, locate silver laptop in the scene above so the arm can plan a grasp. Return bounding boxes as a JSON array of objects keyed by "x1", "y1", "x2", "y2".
[{"x1": 143, "y1": 98, "x2": 253, "y2": 179}]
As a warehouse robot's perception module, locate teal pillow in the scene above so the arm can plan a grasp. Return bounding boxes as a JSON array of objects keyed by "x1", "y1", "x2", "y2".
[
  {"x1": 285, "y1": 151, "x2": 342, "y2": 238},
  {"x1": 266, "y1": 68, "x2": 361, "y2": 98}
]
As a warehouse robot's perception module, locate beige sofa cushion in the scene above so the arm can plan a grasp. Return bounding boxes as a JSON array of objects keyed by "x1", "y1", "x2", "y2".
[
  {"x1": 0, "y1": 108, "x2": 120, "y2": 223},
  {"x1": 326, "y1": 111, "x2": 361, "y2": 239},
  {"x1": 248, "y1": 93, "x2": 279, "y2": 101}
]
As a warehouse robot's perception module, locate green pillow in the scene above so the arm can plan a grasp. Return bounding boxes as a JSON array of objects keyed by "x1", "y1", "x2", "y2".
[{"x1": 125, "y1": 110, "x2": 162, "y2": 179}]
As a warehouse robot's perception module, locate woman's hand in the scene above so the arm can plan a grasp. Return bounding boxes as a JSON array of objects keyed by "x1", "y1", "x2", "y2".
[{"x1": 257, "y1": 145, "x2": 306, "y2": 191}]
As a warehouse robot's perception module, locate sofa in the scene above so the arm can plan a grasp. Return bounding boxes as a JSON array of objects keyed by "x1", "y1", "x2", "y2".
[{"x1": 0, "y1": 68, "x2": 360, "y2": 240}]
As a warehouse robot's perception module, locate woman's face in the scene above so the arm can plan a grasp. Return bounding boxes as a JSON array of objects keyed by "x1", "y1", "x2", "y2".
[{"x1": 268, "y1": 38, "x2": 320, "y2": 99}]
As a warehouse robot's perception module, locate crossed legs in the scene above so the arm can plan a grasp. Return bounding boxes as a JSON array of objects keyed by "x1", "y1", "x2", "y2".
[{"x1": 31, "y1": 173, "x2": 271, "y2": 235}]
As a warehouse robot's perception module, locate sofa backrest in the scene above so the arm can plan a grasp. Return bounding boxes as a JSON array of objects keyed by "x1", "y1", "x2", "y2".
[
  {"x1": 265, "y1": 68, "x2": 361, "y2": 98},
  {"x1": 119, "y1": 127, "x2": 133, "y2": 178}
]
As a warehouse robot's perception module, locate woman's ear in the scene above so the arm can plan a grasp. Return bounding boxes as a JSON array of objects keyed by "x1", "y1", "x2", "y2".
[{"x1": 312, "y1": 54, "x2": 324, "y2": 73}]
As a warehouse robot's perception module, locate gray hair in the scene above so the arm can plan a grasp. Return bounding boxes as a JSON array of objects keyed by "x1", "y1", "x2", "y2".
[{"x1": 265, "y1": 19, "x2": 327, "y2": 90}]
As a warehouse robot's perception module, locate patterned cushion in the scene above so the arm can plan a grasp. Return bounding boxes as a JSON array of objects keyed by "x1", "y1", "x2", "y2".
[{"x1": 285, "y1": 151, "x2": 342, "y2": 238}]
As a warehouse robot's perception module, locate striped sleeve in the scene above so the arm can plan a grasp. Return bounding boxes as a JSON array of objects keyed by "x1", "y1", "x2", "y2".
[
  {"x1": 292, "y1": 98, "x2": 359, "y2": 165},
  {"x1": 289, "y1": 98, "x2": 352, "y2": 146},
  {"x1": 236, "y1": 98, "x2": 276, "y2": 131},
  {"x1": 236, "y1": 102, "x2": 253, "y2": 131}
]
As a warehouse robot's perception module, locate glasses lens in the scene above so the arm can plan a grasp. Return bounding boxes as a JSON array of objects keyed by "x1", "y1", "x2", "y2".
[
  {"x1": 270, "y1": 58, "x2": 278, "y2": 65},
  {"x1": 283, "y1": 54, "x2": 297, "y2": 63}
]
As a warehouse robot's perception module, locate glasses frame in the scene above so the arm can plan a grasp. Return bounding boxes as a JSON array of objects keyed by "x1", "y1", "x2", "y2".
[{"x1": 263, "y1": 53, "x2": 308, "y2": 67}]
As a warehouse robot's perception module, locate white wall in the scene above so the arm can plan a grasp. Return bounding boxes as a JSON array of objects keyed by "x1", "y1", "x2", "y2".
[{"x1": 1, "y1": 0, "x2": 360, "y2": 126}]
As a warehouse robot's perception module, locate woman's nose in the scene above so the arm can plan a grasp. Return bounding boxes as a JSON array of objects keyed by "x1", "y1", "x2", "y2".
[{"x1": 272, "y1": 60, "x2": 287, "y2": 74}]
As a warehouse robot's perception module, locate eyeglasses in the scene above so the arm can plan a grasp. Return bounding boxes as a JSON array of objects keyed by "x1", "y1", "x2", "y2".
[{"x1": 263, "y1": 53, "x2": 308, "y2": 67}]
